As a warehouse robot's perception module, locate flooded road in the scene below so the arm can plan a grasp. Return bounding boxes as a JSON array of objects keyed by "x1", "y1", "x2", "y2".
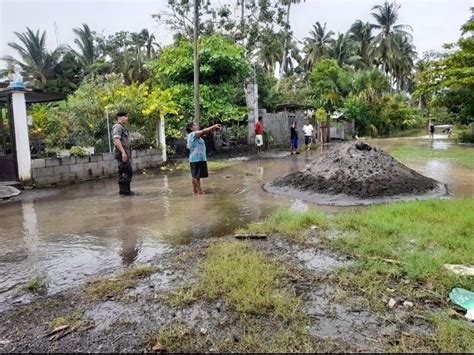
[
  {"x1": 0, "y1": 135, "x2": 473, "y2": 310},
  {"x1": 372, "y1": 134, "x2": 474, "y2": 197}
]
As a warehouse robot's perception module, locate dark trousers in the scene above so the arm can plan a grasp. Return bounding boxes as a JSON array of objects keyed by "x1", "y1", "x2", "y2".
[{"x1": 116, "y1": 156, "x2": 133, "y2": 193}]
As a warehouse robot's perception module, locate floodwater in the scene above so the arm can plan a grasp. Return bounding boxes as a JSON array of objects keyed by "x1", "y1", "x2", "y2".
[{"x1": 0, "y1": 135, "x2": 473, "y2": 310}]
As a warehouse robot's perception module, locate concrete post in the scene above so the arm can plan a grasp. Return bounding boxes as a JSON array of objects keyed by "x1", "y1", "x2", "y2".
[
  {"x1": 245, "y1": 82, "x2": 258, "y2": 145},
  {"x1": 158, "y1": 115, "x2": 166, "y2": 162},
  {"x1": 11, "y1": 92, "x2": 32, "y2": 182}
]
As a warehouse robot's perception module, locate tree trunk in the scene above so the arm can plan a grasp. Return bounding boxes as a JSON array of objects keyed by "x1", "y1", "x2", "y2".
[
  {"x1": 326, "y1": 112, "x2": 330, "y2": 143},
  {"x1": 193, "y1": 0, "x2": 200, "y2": 125},
  {"x1": 276, "y1": 2, "x2": 291, "y2": 92},
  {"x1": 240, "y1": 0, "x2": 245, "y2": 47}
]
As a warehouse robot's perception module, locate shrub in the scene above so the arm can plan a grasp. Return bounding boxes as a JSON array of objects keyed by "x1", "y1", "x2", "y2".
[
  {"x1": 458, "y1": 131, "x2": 474, "y2": 143},
  {"x1": 70, "y1": 146, "x2": 87, "y2": 157}
]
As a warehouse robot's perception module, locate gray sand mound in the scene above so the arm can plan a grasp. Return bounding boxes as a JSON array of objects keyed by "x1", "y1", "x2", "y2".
[{"x1": 272, "y1": 142, "x2": 439, "y2": 198}]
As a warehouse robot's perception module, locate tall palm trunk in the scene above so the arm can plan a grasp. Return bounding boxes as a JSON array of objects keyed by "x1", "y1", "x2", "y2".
[{"x1": 276, "y1": 1, "x2": 291, "y2": 92}]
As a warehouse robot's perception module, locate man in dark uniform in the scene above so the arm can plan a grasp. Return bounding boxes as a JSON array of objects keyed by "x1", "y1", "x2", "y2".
[{"x1": 112, "y1": 111, "x2": 135, "y2": 196}]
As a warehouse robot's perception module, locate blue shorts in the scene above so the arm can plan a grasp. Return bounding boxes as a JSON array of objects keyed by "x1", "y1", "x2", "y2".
[{"x1": 291, "y1": 138, "x2": 298, "y2": 149}]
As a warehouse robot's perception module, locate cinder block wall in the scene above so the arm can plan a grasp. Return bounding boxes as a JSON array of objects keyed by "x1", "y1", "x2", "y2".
[
  {"x1": 31, "y1": 148, "x2": 163, "y2": 186},
  {"x1": 262, "y1": 112, "x2": 308, "y2": 146}
]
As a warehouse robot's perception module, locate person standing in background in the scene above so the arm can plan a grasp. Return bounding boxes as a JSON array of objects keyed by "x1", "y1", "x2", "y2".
[
  {"x1": 429, "y1": 120, "x2": 435, "y2": 139},
  {"x1": 290, "y1": 121, "x2": 299, "y2": 155},
  {"x1": 255, "y1": 116, "x2": 264, "y2": 155},
  {"x1": 302, "y1": 119, "x2": 314, "y2": 151}
]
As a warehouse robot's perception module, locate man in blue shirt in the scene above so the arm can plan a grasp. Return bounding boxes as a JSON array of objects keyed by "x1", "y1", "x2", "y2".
[{"x1": 185, "y1": 122, "x2": 221, "y2": 194}]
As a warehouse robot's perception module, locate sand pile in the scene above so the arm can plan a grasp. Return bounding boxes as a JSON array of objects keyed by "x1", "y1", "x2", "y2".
[{"x1": 272, "y1": 142, "x2": 439, "y2": 198}]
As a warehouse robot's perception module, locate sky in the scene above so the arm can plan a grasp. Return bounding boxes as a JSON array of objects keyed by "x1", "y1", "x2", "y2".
[{"x1": 0, "y1": 0, "x2": 472, "y2": 64}]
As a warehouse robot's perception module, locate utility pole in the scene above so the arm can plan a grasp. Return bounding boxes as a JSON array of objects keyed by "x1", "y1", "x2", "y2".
[{"x1": 193, "y1": 0, "x2": 200, "y2": 125}]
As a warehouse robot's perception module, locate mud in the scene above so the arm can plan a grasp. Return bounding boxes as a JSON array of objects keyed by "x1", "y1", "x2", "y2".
[
  {"x1": 0, "y1": 232, "x2": 435, "y2": 353},
  {"x1": 271, "y1": 142, "x2": 443, "y2": 202}
]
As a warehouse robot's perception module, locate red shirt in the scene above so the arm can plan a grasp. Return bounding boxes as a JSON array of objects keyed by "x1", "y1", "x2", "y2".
[{"x1": 255, "y1": 121, "x2": 263, "y2": 135}]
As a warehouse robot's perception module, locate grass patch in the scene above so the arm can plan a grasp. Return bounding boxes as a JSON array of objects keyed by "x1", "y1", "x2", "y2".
[
  {"x1": 85, "y1": 264, "x2": 156, "y2": 300},
  {"x1": 162, "y1": 286, "x2": 202, "y2": 308},
  {"x1": 334, "y1": 198, "x2": 474, "y2": 296},
  {"x1": 46, "y1": 310, "x2": 92, "y2": 331},
  {"x1": 431, "y1": 314, "x2": 474, "y2": 352},
  {"x1": 390, "y1": 145, "x2": 474, "y2": 169},
  {"x1": 149, "y1": 322, "x2": 203, "y2": 353},
  {"x1": 201, "y1": 241, "x2": 302, "y2": 320},
  {"x1": 331, "y1": 198, "x2": 474, "y2": 352},
  {"x1": 24, "y1": 277, "x2": 46, "y2": 292},
  {"x1": 239, "y1": 209, "x2": 328, "y2": 242},
  {"x1": 150, "y1": 319, "x2": 331, "y2": 353}
]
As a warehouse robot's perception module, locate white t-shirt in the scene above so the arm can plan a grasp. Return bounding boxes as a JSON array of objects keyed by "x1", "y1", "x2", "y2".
[{"x1": 303, "y1": 124, "x2": 314, "y2": 136}]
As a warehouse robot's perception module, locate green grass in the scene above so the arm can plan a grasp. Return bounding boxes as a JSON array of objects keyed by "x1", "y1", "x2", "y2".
[
  {"x1": 151, "y1": 241, "x2": 325, "y2": 352},
  {"x1": 334, "y1": 198, "x2": 474, "y2": 295},
  {"x1": 24, "y1": 277, "x2": 46, "y2": 292},
  {"x1": 149, "y1": 319, "x2": 328, "y2": 353},
  {"x1": 201, "y1": 242, "x2": 302, "y2": 321},
  {"x1": 46, "y1": 310, "x2": 93, "y2": 331},
  {"x1": 239, "y1": 209, "x2": 329, "y2": 242},
  {"x1": 162, "y1": 286, "x2": 201, "y2": 308},
  {"x1": 431, "y1": 314, "x2": 474, "y2": 352},
  {"x1": 390, "y1": 145, "x2": 474, "y2": 169},
  {"x1": 236, "y1": 199, "x2": 474, "y2": 352},
  {"x1": 332, "y1": 198, "x2": 474, "y2": 352},
  {"x1": 85, "y1": 264, "x2": 156, "y2": 300}
]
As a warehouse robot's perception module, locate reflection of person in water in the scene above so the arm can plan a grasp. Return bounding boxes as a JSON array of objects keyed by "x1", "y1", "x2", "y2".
[{"x1": 118, "y1": 198, "x2": 139, "y2": 266}]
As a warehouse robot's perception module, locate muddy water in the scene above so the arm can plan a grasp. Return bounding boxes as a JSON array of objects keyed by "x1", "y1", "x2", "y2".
[
  {"x1": 372, "y1": 134, "x2": 474, "y2": 197},
  {"x1": 0, "y1": 135, "x2": 473, "y2": 310}
]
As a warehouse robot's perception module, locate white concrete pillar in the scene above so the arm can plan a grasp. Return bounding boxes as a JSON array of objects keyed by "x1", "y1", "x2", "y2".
[
  {"x1": 11, "y1": 92, "x2": 32, "y2": 182},
  {"x1": 159, "y1": 115, "x2": 167, "y2": 162}
]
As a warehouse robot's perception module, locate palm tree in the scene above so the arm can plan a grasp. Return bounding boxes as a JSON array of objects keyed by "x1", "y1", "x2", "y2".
[
  {"x1": 72, "y1": 24, "x2": 97, "y2": 70},
  {"x1": 303, "y1": 22, "x2": 335, "y2": 72},
  {"x1": 370, "y1": 1, "x2": 412, "y2": 74},
  {"x1": 276, "y1": 0, "x2": 304, "y2": 92},
  {"x1": 4, "y1": 27, "x2": 61, "y2": 89},
  {"x1": 141, "y1": 30, "x2": 161, "y2": 59},
  {"x1": 349, "y1": 20, "x2": 376, "y2": 69},
  {"x1": 390, "y1": 33, "x2": 417, "y2": 91},
  {"x1": 329, "y1": 33, "x2": 360, "y2": 67},
  {"x1": 256, "y1": 29, "x2": 284, "y2": 73}
]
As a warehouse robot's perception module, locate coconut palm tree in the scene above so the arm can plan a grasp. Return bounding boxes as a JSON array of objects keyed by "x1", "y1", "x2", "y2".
[
  {"x1": 349, "y1": 20, "x2": 376, "y2": 69},
  {"x1": 141, "y1": 29, "x2": 161, "y2": 59},
  {"x1": 72, "y1": 24, "x2": 97, "y2": 70},
  {"x1": 4, "y1": 27, "x2": 61, "y2": 89},
  {"x1": 303, "y1": 22, "x2": 335, "y2": 72},
  {"x1": 370, "y1": 1, "x2": 412, "y2": 74},
  {"x1": 276, "y1": 0, "x2": 304, "y2": 91},
  {"x1": 256, "y1": 29, "x2": 284, "y2": 73},
  {"x1": 329, "y1": 33, "x2": 360, "y2": 68},
  {"x1": 390, "y1": 33, "x2": 417, "y2": 91}
]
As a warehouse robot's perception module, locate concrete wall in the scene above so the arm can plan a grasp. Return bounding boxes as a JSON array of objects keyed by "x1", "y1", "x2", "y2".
[
  {"x1": 31, "y1": 148, "x2": 163, "y2": 186},
  {"x1": 253, "y1": 112, "x2": 354, "y2": 146},
  {"x1": 261, "y1": 112, "x2": 310, "y2": 146}
]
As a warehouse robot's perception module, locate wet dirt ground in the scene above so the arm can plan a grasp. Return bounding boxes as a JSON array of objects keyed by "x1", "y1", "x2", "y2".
[{"x1": 0, "y1": 135, "x2": 473, "y2": 352}]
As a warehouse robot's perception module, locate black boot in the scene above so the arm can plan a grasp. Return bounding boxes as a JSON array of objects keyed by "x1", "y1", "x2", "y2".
[
  {"x1": 122, "y1": 182, "x2": 136, "y2": 196},
  {"x1": 119, "y1": 183, "x2": 127, "y2": 195}
]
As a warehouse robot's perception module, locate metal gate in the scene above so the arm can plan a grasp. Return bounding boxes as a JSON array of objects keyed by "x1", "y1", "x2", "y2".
[{"x1": 0, "y1": 102, "x2": 18, "y2": 182}]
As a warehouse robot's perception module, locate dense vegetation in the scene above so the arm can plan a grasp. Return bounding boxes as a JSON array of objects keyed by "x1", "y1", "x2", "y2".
[{"x1": 1, "y1": 1, "x2": 473, "y2": 152}]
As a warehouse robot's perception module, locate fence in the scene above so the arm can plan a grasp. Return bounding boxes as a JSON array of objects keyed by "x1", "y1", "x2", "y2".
[
  {"x1": 248, "y1": 111, "x2": 354, "y2": 147},
  {"x1": 29, "y1": 110, "x2": 155, "y2": 159}
]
